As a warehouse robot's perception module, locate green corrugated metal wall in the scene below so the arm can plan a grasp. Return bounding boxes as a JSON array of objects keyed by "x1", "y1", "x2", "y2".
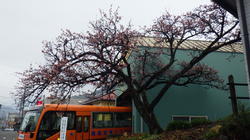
[{"x1": 130, "y1": 47, "x2": 249, "y2": 133}]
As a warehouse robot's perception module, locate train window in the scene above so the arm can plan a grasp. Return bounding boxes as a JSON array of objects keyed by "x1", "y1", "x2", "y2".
[
  {"x1": 83, "y1": 116, "x2": 89, "y2": 132},
  {"x1": 114, "y1": 112, "x2": 132, "y2": 127},
  {"x1": 103, "y1": 113, "x2": 112, "y2": 127},
  {"x1": 93, "y1": 112, "x2": 112, "y2": 128},
  {"x1": 93, "y1": 112, "x2": 131, "y2": 128},
  {"x1": 19, "y1": 111, "x2": 40, "y2": 132},
  {"x1": 76, "y1": 116, "x2": 82, "y2": 132}
]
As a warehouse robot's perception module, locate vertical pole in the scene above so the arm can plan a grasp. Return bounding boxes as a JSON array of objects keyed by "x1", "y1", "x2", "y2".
[
  {"x1": 228, "y1": 75, "x2": 238, "y2": 115},
  {"x1": 236, "y1": 0, "x2": 250, "y2": 96},
  {"x1": 20, "y1": 92, "x2": 25, "y2": 120},
  {"x1": 22, "y1": 94, "x2": 25, "y2": 118},
  {"x1": 140, "y1": 117, "x2": 143, "y2": 133}
]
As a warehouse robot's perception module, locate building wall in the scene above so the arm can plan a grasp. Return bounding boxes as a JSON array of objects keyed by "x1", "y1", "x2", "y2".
[
  {"x1": 132, "y1": 49, "x2": 249, "y2": 133},
  {"x1": 7, "y1": 113, "x2": 19, "y2": 128},
  {"x1": 90, "y1": 101, "x2": 116, "y2": 106}
]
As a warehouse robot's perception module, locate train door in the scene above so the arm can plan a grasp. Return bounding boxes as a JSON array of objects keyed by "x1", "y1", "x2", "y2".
[
  {"x1": 36, "y1": 111, "x2": 76, "y2": 140},
  {"x1": 76, "y1": 112, "x2": 91, "y2": 140}
]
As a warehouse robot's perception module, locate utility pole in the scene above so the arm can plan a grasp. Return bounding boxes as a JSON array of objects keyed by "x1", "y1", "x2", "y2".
[
  {"x1": 19, "y1": 90, "x2": 26, "y2": 120},
  {"x1": 21, "y1": 94, "x2": 25, "y2": 120}
]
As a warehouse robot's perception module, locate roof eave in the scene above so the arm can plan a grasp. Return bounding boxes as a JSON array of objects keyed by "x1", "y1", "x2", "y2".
[{"x1": 212, "y1": 0, "x2": 238, "y2": 18}]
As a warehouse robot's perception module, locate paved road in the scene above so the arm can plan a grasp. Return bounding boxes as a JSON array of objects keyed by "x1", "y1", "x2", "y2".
[{"x1": 0, "y1": 130, "x2": 17, "y2": 140}]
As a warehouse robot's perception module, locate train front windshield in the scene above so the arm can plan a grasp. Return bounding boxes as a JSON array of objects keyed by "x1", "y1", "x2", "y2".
[{"x1": 20, "y1": 111, "x2": 40, "y2": 132}]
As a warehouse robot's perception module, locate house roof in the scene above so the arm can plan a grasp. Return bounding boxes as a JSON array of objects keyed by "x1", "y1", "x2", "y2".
[
  {"x1": 136, "y1": 37, "x2": 243, "y2": 53},
  {"x1": 212, "y1": 0, "x2": 238, "y2": 18},
  {"x1": 82, "y1": 93, "x2": 117, "y2": 105}
]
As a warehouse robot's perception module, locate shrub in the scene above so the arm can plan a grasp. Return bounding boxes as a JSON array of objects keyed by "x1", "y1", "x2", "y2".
[
  {"x1": 166, "y1": 120, "x2": 192, "y2": 131},
  {"x1": 202, "y1": 125, "x2": 221, "y2": 139},
  {"x1": 126, "y1": 133, "x2": 162, "y2": 140},
  {"x1": 219, "y1": 106, "x2": 250, "y2": 139},
  {"x1": 191, "y1": 118, "x2": 211, "y2": 127},
  {"x1": 143, "y1": 134, "x2": 162, "y2": 140}
]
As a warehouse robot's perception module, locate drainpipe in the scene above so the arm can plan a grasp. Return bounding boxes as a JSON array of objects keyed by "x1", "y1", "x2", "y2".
[
  {"x1": 140, "y1": 117, "x2": 144, "y2": 133},
  {"x1": 236, "y1": 0, "x2": 250, "y2": 96}
]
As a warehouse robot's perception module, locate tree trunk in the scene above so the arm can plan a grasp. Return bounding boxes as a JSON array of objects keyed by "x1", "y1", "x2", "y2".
[
  {"x1": 142, "y1": 109, "x2": 163, "y2": 134},
  {"x1": 132, "y1": 93, "x2": 163, "y2": 134}
]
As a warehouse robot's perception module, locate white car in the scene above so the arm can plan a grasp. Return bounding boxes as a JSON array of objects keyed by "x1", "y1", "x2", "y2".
[{"x1": 4, "y1": 128, "x2": 14, "y2": 131}]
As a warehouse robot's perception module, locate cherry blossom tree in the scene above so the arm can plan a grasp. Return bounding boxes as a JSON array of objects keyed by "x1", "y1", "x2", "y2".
[{"x1": 13, "y1": 4, "x2": 240, "y2": 134}]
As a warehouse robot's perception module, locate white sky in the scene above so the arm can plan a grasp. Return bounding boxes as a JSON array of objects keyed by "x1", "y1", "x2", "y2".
[{"x1": 0, "y1": 0, "x2": 211, "y2": 107}]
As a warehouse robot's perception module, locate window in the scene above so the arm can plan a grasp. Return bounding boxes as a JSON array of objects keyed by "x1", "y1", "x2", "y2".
[
  {"x1": 172, "y1": 116, "x2": 189, "y2": 121},
  {"x1": 83, "y1": 116, "x2": 89, "y2": 132},
  {"x1": 76, "y1": 116, "x2": 89, "y2": 132},
  {"x1": 93, "y1": 113, "x2": 112, "y2": 128},
  {"x1": 92, "y1": 112, "x2": 132, "y2": 128},
  {"x1": 172, "y1": 115, "x2": 208, "y2": 122},
  {"x1": 76, "y1": 116, "x2": 82, "y2": 132},
  {"x1": 190, "y1": 116, "x2": 208, "y2": 121},
  {"x1": 37, "y1": 111, "x2": 75, "y2": 140},
  {"x1": 19, "y1": 111, "x2": 40, "y2": 132},
  {"x1": 114, "y1": 112, "x2": 132, "y2": 127}
]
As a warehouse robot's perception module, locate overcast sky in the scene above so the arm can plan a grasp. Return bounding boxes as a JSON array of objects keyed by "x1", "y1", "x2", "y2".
[{"x1": 0, "y1": 0, "x2": 211, "y2": 107}]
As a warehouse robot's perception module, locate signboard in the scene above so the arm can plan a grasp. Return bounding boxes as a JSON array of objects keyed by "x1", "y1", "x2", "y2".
[
  {"x1": 18, "y1": 134, "x2": 24, "y2": 140},
  {"x1": 60, "y1": 117, "x2": 68, "y2": 140}
]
